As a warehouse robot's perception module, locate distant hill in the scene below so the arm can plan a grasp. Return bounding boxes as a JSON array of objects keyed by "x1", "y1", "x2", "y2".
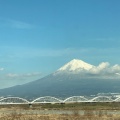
[{"x1": 0, "y1": 59, "x2": 120, "y2": 98}]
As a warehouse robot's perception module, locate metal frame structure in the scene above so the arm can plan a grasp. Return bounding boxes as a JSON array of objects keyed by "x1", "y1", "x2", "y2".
[
  {"x1": 114, "y1": 97, "x2": 120, "y2": 102},
  {"x1": 63, "y1": 96, "x2": 88, "y2": 103},
  {"x1": 89, "y1": 96, "x2": 113, "y2": 102},
  {"x1": 0, "y1": 97, "x2": 29, "y2": 104},
  {"x1": 0, "y1": 96, "x2": 119, "y2": 104},
  {"x1": 31, "y1": 96, "x2": 62, "y2": 103}
]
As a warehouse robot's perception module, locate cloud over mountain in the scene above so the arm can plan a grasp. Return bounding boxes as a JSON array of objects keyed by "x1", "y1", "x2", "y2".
[{"x1": 90, "y1": 62, "x2": 110, "y2": 74}]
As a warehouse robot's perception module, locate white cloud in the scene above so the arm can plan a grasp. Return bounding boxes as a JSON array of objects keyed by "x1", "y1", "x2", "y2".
[
  {"x1": 116, "y1": 73, "x2": 120, "y2": 75},
  {"x1": 6, "y1": 72, "x2": 42, "y2": 79},
  {"x1": 90, "y1": 62, "x2": 110, "y2": 74},
  {"x1": 10, "y1": 20, "x2": 33, "y2": 29},
  {"x1": 0, "y1": 72, "x2": 43, "y2": 89},
  {"x1": 0, "y1": 68, "x2": 4, "y2": 71},
  {"x1": 7, "y1": 73, "x2": 18, "y2": 77},
  {"x1": 98, "y1": 62, "x2": 110, "y2": 70},
  {"x1": 111, "y1": 64, "x2": 120, "y2": 72},
  {"x1": 87, "y1": 63, "x2": 120, "y2": 79},
  {"x1": 0, "y1": 18, "x2": 34, "y2": 29}
]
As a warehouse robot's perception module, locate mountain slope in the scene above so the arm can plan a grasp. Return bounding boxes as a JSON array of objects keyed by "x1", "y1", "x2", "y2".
[{"x1": 0, "y1": 73, "x2": 120, "y2": 98}]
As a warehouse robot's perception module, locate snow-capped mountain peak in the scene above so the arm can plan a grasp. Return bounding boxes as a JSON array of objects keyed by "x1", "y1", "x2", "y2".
[{"x1": 58, "y1": 59, "x2": 94, "y2": 72}]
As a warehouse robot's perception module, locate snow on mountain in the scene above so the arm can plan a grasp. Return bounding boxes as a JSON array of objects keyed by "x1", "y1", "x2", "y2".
[{"x1": 58, "y1": 59, "x2": 94, "y2": 72}]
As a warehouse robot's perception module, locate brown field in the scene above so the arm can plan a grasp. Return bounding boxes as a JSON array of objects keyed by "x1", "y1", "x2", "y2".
[{"x1": 0, "y1": 102, "x2": 120, "y2": 120}]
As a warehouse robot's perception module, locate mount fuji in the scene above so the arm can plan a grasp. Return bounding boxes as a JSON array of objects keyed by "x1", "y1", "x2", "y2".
[
  {"x1": 58, "y1": 59, "x2": 94, "y2": 71},
  {"x1": 0, "y1": 59, "x2": 120, "y2": 98}
]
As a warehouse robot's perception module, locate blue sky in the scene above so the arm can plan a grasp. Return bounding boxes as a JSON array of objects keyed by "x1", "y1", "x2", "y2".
[{"x1": 0, "y1": 0, "x2": 120, "y2": 88}]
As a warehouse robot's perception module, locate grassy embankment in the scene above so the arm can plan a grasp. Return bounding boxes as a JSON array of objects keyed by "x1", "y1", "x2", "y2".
[{"x1": 0, "y1": 102, "x2": 120, "y2": 119}]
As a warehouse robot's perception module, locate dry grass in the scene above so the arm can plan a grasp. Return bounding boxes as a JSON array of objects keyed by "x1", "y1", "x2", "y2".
[
  {"x1": 0, "y1": 103, "x2": 120, "y2": 120},
  {"x1": 0, "y1": 110, "x2": 119, "y2": 120}
]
